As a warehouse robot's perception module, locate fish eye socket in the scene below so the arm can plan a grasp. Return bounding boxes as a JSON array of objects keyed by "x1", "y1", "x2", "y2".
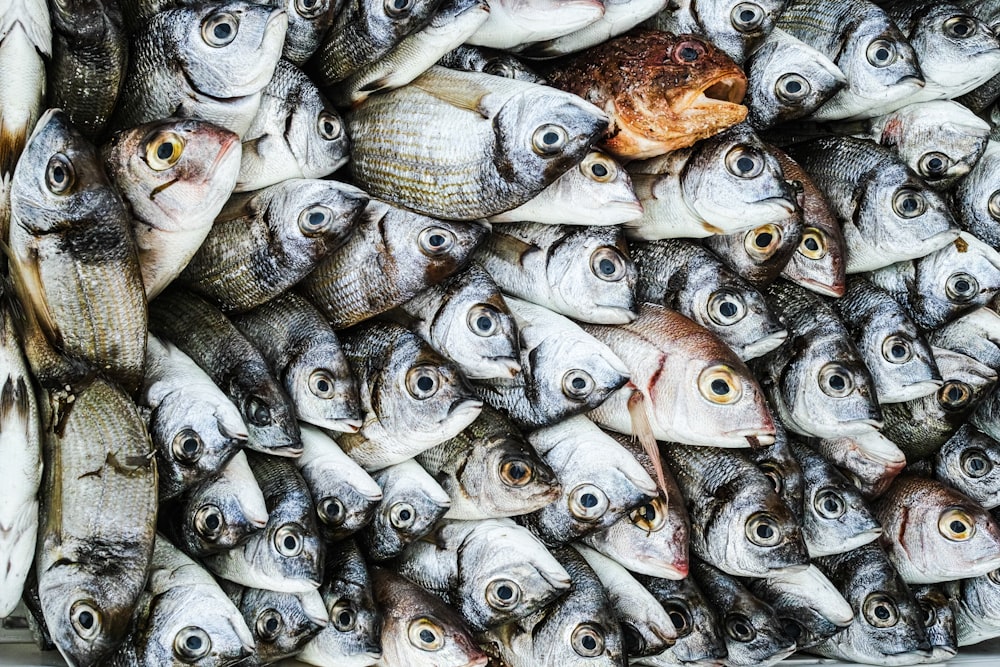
[
  {"x1": 144, "y1": 131, "x2": 185, "y2": 171},
  {"x1": 295, "y1": 0, "x2": 325, "y2": 16},
  {"x1": 390, "y1": 501, "x2": 416, "y2": 529},
  {"x1": 274, "y1": 524, "x2": 305, "y2": 557},
  {"x1": 256, "y1": 609, "x2": 284, "y2": 642},
  {"x1": 384, "y1": 0, "x2": 415, "y2": 17},
  {"x1": 892, "y1": 188, "x2": 927, "y2": 218},
  {"x1": 331, "y1": 601, "x2": 357, "y2": 631},
  {"x1": 317, "y1": 110, "x2": 343, "y2": 140},
  {"x1": 202, "y1": 12, "x2": 239, "y2": 47},
  {"x1": 725, "y1": 613, "x2": 756, "y2": 642},
  {"x1": 818, "y1": 363, "x2": 854, "y2": 398},
  {"x1": 562, "y1": 369, "x2": 596, "y2": 400},
  {"x1": 665, "y1": 603, "x2": 692, "y2": 636},
  {"x1": 531, "y1": 124, "x2": 569, "y2": 156},
  {"x1": 944, "y1": 15, "x2": 977, "y2": 38},
  {"x1": 775, "y1": 73, "x2": 811, "y2": 103},
  {"x1": 731, "y1": 2, "x2": 765, "y2": 32},
  {"x1": 759, "y1": 462, "x2": 784, "y2": 495},
  {"x1": 308, "y1": 369, "x2": 337, "y2": 399},
  {"x1": 744, "y1": 224, "x2": 782, "y2": 260},
  {"x1": 245, "y1": 396, "x2": 272, "y2": 426},
  {"x1": 571, "y1": 623, "x2": 606, "y2": 657},
  {"x1": 568, "y1": 483, "x2": 610, "y2": 521},
  {"x1": 939, "y1": 507, "x2": 975, "y2": 541},
  {"x1": 418, "y1": 227, "x2": 456, "y2": 256},
  {"x1": 746, "y1": 512, "x2": 782, "y2": 546},
  {"x1": 467, "y1": 304, "x2": 500, "y2": 337},
  {"x1": 725, "y1": 146, "x2": 765, "y2": 178},
  {"x1": 989, "y1": 191, "x2": 1000, "y2": 221},
  {"x1": 581, "y1": 153, "x2": 617, "y2": 182},
  {"x1": 499, "y1": 458, "x2": 534, "y2": 487},
  {"x1": 629, "y1": 497, "x2": 666, "y2": 532},
  {"x1": 298, "y1": 205, "x2": 334, "y2": 237},
  {"x1": 590, "y1": 247, "x2": 628, "y2": 282},
  {"x1": 989, "y1": 569, "x2": 1000, "y2": 585},
  {"x1": 622, "y1": 623, "x2": 645, "y2": 654},
  {"x1": 46, "y1": 154, "x2": 75, "y2": 195},
  {"x1": 961, "y1": 448, "x2": 993, "y2": 478},
  {"x1": 318, "y1": 496, "x2": 347, "y2": 526},
  {"x1": 814, "y1": 488, "x2": 847, "y2": 519},
  {"x1": 918, "y1": 152, "x2": 953, "y2": 178},
  {"x1": 938, "y1": 380, "x2": 973, "y2": 411},
  {"x1": 483, "y1": 60, "x2": 515, "y2": 78},
  {"x1": 945, "y1": 272, "x2": 979, "y2": 302},
  {"x1": 672, "y1": 40, "x2": 706, "y2": 63},
  {"x1": 194, "y1": 504, "x2": 224, "y2": 540},
  {"x1": 486, "y1": 579, "x2": 522, "y2": 609},
  {"x1": 70, "y1": 600, "x2": 101, "y2": 640},
  {"x1": 919, "y1": 604, "x2": 935, "y2": 629},
  {"x1": 707, "y1": 289, "x2": 747, "y2": 326},
  {"x1": 405, "y1": 366, "x2": 440, "y2": 399},
  {"x1": 881, "y1": 335, "x2": 913, "y2": 364},
  {"x1": 174, "y1": 626, "x2": 212, "y2": 662},
  {"x1": 798, "y1": 228, "x2": 828, "y2": 260},
  {"x1": 408, "y1": 618, "x2": 444, "y2": 651},
  {"x1": 697, "y1": 365, "x2": 743, "y2": 405},
  {"x1": 863, "y1": 593, "x2": 900, "y2": 628},
  {"x1": 866, "y1": 38, "x2": 897, "y2": 67},
  {"x1": 781, "y1": 618, "x2": 804, "y2": 641},
  {"x1": 171, "y1": 428, "x2": 205, "y2": 465}
]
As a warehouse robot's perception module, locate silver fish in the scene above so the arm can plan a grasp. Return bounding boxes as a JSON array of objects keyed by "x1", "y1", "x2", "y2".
[
  {"x1": 225, "y1": 585, "x2": 327, "y2": 666},
  {"x1": 930, "y1": 306, "x2": 1000, "y2": 372},
  {"x1": 268, "y1": 0, "x2": 338, "y2": 65},
  {"x1": 953, "y1": 567, "x2": 1000, "y2": 646},
  {"x1": 813, "y1": 431, "x2": 907, "y2": 499},
  {"x1": 935, "y1": 423, "x2": 1000, "y2": 510},
  {"x1": 910, "y1": 584, "x2": 958, "y2": 663},
  {"x1": 748, "y1": 417, "x2": 804, "y2": 525},
  {"x1": 632, "y1": 573, "x2": 727, "y2": 667},
  {"x1": 465, "y1": 0, "x2": 604, "y2": 50},
  {"x1": 0, "y1": 0, "x2": 49, "y2": 173},
  {"x1": 702, "y1": 203, "x2": 804, "y2": 287},
  {"x1": 645, "y1": 0, "x2": 787, "y2": 64},
  {"x1": 955, "y1": 139, "x2": 1000, "y2": 250},
  {"x1": 518, "y1": 0, "x2": 667, "y2": 58},
  {"x1": 436, "y1": 45, "x2": 544, "y2": 82}
]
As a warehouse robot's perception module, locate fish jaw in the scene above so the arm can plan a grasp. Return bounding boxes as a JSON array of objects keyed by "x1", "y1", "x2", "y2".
[
  {"x1": 738, "y1": 328, "x2": 788, "y2": 361},
  {"x1": 879, "y1": 379, "x2": 942, "y2": 404}
]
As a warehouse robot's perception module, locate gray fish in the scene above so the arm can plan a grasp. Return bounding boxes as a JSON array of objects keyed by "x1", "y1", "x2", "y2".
[
  {"x1": 399, "y1": 263, "x2": 521, "y2": 380},
  {"x1": 436, "y1": 45, "x2": 544, "y2": 82},
  {"x1": 225, "y1": 585, "x2": 326, "y2": 666},
  {"x1": 346, "y1": 67, "x2": 608, "y2": 220},
  {"x1": 953, "y1": 567, "x2": 1000, "y2": 646},
  {"x1": 910, "y1": 584, "x2": 958, "y2": 663},
  {"x1": 833, "y1": 276, "x2": 941, "y2": 404},
  {"x1": 632, "y1": 573, "x2": 727, "y2": 667},
  {"x1": 236, "y1": 60, "x2": 349, "y2": 193},
  {"x1": 632, "y1": 239, "x2": 787, "y2": 361},
  {"x1": 268, "y1": 0, "x2": 338, "y2": 65},
  {"x1": 465, "y1": 0, "x2": 604, "y2": 50},
  {"x1": 358, "y1": 459, "x2": 451, "y2": 561},
  {"x1": 934, "y1": 423, "x2": 1000, "y2": 510},
  {"x1": 0, "y1": 0, "x2": 49, "y2": 174},
  {"x1": 232, "y1": 293, "x2": 361, "y2": 432},
  {"x1": 299, "y1": 200, "x2": 488, "y2": 330},
  {"x1": 180, "y1": 179, "x2": 368, "y2": 313},
  {"x1": 645, "y1": 0, "x2": 787, "y2": 64},
  {"x1": 930, "y1": 306, "x2": 1000, "y2": 372},
  {"x1": 703, "y1": 203, "x2": 804, "y2": 287},
  {"x1": 517, "y1": 0, "x2": 668, "y2": 58},
  {"x1": 955, "y1": 140, "x2": 1000, "y2": 250},
  {"x1": 747, "y1": 418, "x2": 804, "y2": 525},
  {"x1": 813, "y1": 432, "x2": 906, "y2": 499},
  {"x1": 202, "y1": 453, "x2": 324, "y2": 592},
  {"x1": 415, "y1": 406, "x2": 560, "y2": 521}
]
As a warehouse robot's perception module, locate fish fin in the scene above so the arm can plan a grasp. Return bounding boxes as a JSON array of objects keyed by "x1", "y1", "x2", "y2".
[
  {"x1": 0, "y1": 375, "x2": 30, "y2": 432},
  {"x1": 0, "y1": 237, "x2": 60, "y2": 347},
  {"x1": 412, "y1": 73, "x2": 494, "y2": 118},
  {"x1": 357, "y1": 77, "x2": 392, "y2": 95},
  {"x1": 627, "y1": 387, "x2": 667, "y2": 494},
  {"x1": 486, "y1": 231, "x2": 541, "y2": 267},
  {"x1": 0, "y1": 116, "x2": 28, "y2": 176}
]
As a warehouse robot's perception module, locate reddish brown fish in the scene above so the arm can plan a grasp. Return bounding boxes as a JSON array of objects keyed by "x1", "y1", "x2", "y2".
[{"x1": 544, "y1": 29, "x2": 748, "y2": 160}]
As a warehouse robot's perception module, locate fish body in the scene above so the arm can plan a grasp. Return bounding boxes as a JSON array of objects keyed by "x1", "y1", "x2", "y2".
[
  {"x1": 436, "y1": 45, "x2": 543, "y2": 82},
  {"x1": 955, "y1": 140, "x2": 1000, "y2": 249},
  {"x1": 645, "y1": 0, "x2": 786, "y2": 64},
  {"x1": 465, "y1": 0, "x2": 604, "y2": 50},
  {"x1": 269, "y1": 0, "x2": 338, "y2": 65},
  {"x1": 0, "y1": 0, "x2": 50, "y2": 173},
  {"x1": 521, "y1": 0, "x2": 667, "y2": 58},
  {"x1": 935, "y1": 423, "x2": 1000, "y2": 509},
  {"x1": 634, "y1": 573, "x2": 727, "y2": 667},
  {"x1": 929, "y1": 306, "x2": 1000, "y2": 373},
  {"x1": 747, "y1": 419, "x2": 804, "y2": 524}
]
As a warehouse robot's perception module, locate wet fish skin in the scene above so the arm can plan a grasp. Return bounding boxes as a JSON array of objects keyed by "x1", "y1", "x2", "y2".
[
  {"x1": 955, "y1": 140, "x2": 1000, "y2": 250},
  {"x1": 910, "y1": 584, "x2": 958, "y2": 663},
  {"x1": 813, "y1": 431, "x2": 907, "y2": 499},
  {"x1": 747, "y1": 417, "x2": 804, "y2": 525},
  {"x1": 930, "y1": 307, "x2": 1000, "y2": 372},
  {"x1": 645, "y1": 0, "x2": 787, "y2": 64},
  {"x1": 465, "y1": 0, "x2": 604, "y2": 51},
  {"x1": 436, "y1": 45, "x2": 544, "y2": 82},
  {"x1": 703, "y1": 204, "x2": 804, "y2": 287},
  {"x1": 268, "y1": 0, "x2": 339, "y2": 65},
  {"x1": 952, "y1": 567, "x2": 1000, "y2": 646},
  {"x1": 934, "y1": 423, "x2": 1000, "y2": 510},
  {"x1": 225, "y1": 585, "x2": 326, "y2": 666},
  {"x1": 0, "y1": 0, "x2": 49, "y2": 174},
  {"x1": 519, "y1": 0, "x2": 668, "y2": 58},
  {"x1": 633, "y1": 573, "x2": 727, "y2": 667}
]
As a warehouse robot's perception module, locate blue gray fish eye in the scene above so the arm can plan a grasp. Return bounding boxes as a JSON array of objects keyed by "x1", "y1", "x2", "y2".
[
  {"x1": 803, "y1": 237, "x2": 819, "y2": 252},
  {"x1": 581, "y1": 635, "x2": 597, "y2": 650},
  {"x1": 680, "y1": 46, "x2": 699, "y2": 61},
  {"x1": 591, "y1": 163, "x2": 608, "y2": 178},
  {"x1": 399, "y1": 508, "x2": 412, "y2": 520},
  {"x1": 429, "y1": 234, "x2": 445, "y2": 247},
  {"x1": 417, "y1": 376, "x2": 434, "y2": 392},
  {"x1": 719, "y1": 301, "x2": 738, "y2": 318},
  {"x1": 476, "y1": 316, "x2": 492, "y2": 330},
  {"x1": 186, "y1": 634, "x2": 203, "y2": 650},
  {"x1": 497, "y1": 585, "x2": 514, "y2": 600},
  {"x1": 205, "y1": 513, "x2": 220, "y2": 530},
  {"x1": 156, "y1": 143, "x2": 173, "y2": 160},
  {"x1": 828, "y1": 374, "x2": 846, "y2": 391},
  {"x1": 419, "y1": 629, "x2": 435, "y2": 644},
  {"x1": 756, "y1": 524, "x2": 774, "y2": 539},
  {"x1": 78, "y1": 610, "x2": 94, "y2": 629},
  {"x1": 754, "y1": 231, "x2": 773, "y2": 247},
  {"x1": 599, "y1": 258, "x2": 616, "y2": 275},
  {"x1": 785, "y1": 80, "x2": 802, "y2": 94},
  {"x1": 580, "y1": 493, "x2": 599, "y2": 508}
]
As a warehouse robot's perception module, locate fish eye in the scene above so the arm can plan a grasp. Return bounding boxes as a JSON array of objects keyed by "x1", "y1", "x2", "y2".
[
  {"x1": 590, "y1": 247, "x2": 628, "y2": 282},
  {"x1": 726, "y1": 613, "x2": 756, "y2": 642},
  {"x1": 171, "y1": 428, "x2": 205, "y2": 465},
  {"x1": 938, "y1": 507, "x2": 975, "y2": 541},
  {"x1": 483, "y1": 60, "x2": 515, "y2": 78},
  {"x1": 309, "y1": 369, "x2": 337, "y2": 399},
  {"x1": 274, "y1": 524, "x2": 305, "y2": 557},
  {"x1": 818, "y1": 363, "x2": 854, "y2": 398},
  {"x1": 989, "y1": 191, "x2": 1000, "y2": 221},
  {"x1": 746, "y1": 512, "x2": 782, "y2": 546},
  {"x1": 881, "y1": 335, "x2": 913, "y2": 364},
  {"x1": 944, "y1": 15, "x2": 977, "y2": 38},
  {"x1": 672, "y1": 40, "x2": 706, "y2": 63},
  {"x1": 725, "y1": 146, "x2": 765, "y2": 178},
  {"x1": 531, "y1": 124, "x2": 569, "y2": 156},
  {"x1": 467, "y1": 304, "x2": 500, "y2": 337},
  {"x1": 731, "y1": 2, "x2": 765, "y2": 32},
  {"x1": 918, "y1": 152, "x2": 953, "y2": 178},
  {"x1": 775, "y1": 73, "x2": 811, "y2": 103},
  {"x1": 863, "y1": 593, "x2": 899, "y2": 628},
  {"x1": 758, "y1": 462, "x2": 784, "y2": 495},
  {"x1": 919, "y1": 604, "x2": 935, "y2": 629},
  {"x1": 799, "y1": 228, "x2": 828, "y2": 260},
  {"x1": 892, "y1": 188, "x2": 927, "y2": 218},
  {"x1": 664, "y1": 603, "x2": 692, "y2": 637},
  {"x1": 144, "y1": 131, "x2": 185, "y2": 171},
  {"x1": 317, "y1": 110, "x2": 343, "y2": 140},
  {"x1": 194, "y1": 504, "x2": 225, "y2": 540},
  {"x1": 629, "y1": 497, "x2": 666, "y2": 532},
  {"x1": 331, "y1": 601, "x2": 357, "y2": 631},
  {"x1": 989, "y1": 569, "x2": 1000, "y2": 585},
  {"x1": 697, "y1": 365, "x2": 743, "y2": 405},
  {"x1": 580, "y1": 152, "x2": 617, "y2": 182},
  {"x1": 961, "y1": 448, "x2": 993, "y2": 478},
  {"x1": 499, "y1": 458, "x2": 534, "y2": 487},
  {"x1": 318, "y1": 496, "x2": 347, "y2": 526},
  {"x1": 571, "y1": 623, "x2": 606, "y2": 657},
  {"x1": 707, "y1": 289, "x2": 747, "y2": 326},
  {"x1": 69, "y1": 600, "x2": 101, "y2": 640},
  {"x1": 405, "y1": 366, "x2": 440, "y2": 399},
  {"x1": 622, "y1": 623, "x2": 645, "y2": 655},
  {"x1": 245, "y1": 396, "x2": 272, "y2": 426},
  {"x1": 202, "y1": 12, "x2": 240, "y2": 47},
  {"x1": 562, "y1": 369, "x2": 596, "y2": 400},
  {"x1": 384, "y1": 0, "x2": 415, "y2": 17},
  {"x1": 866, "y1": 39, "x2": 897, "y2": 67},
  {"x1": 390, "y1": 501, "x2": 416, "y2": 529},
  {"x1": 568, "y1": 483, "x2": 610, "y2": 521},
  {"x1": 408, "y1": 618, "x2": 444, "y2": 651},
  {"x1": 814, "y1": 488, "x2": 846, "y2": 519},
  {"x1": 295, "y1": 0, "x2": 325, "y2": 17},
  {"x1": 174, "y1": 626, "x2": 212, "y2": 662},
  {"x1": 256, "y1": 609, "x2": 284, "y2": 642},
  {"x1": 781, "y1": 618, "x2": 804, "y2": 641},
  {"x1": 418, "y1": 227, "x2": 456, "y2": 256},
  {"x1": 486, "y1": 579, "x2": 522, "y2": 609},
  {"x1": 945, "y1": 272, "x2": 979, "y2": 302},
  {"x1": 744, "y1": 224, "x2": 782, "y2": 261},
  {"x1": 938, "y1": 381, "x2": 973, "y2": 411},
  {"x1": 46, "y1": 154, "x2": 75, "y2": 195},
  {"x1": 298, "y1": 205, "x2": 334, "y2": 237}
]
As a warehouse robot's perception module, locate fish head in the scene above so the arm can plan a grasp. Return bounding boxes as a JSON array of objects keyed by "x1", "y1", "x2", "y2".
[
  {"x1": 911, "y1": 584, "x2": 957, "y2": 660},
  {"x1": 641, "y1": 575, "x2": 727, "y2": 666},
  {"x1": 955, "y1": 141, "x2": 1000, "y2": 247},
  {"x1": 889, "y1": 104, "x2": 990, "y2": 189},
  {"x1": 783, "y1": 221, "x2": 848, "y2": 298},
  {"x1": 282, "y1": 0, "x2": 339, "y2": 64},
  {"x1": 285, "y1": 95, "x2": 350, "y2": 178},
  {"x1": 256, "y1": 493, "x2": 325, "y2": 589},
  {"x1": 689, "y1": 278, "x2": 787, "y2": 361},
  {"x1": 457, "y1": 430, "x2": 560, "y2": 517},
  {"x1": 683, "y1": 0, "x2": 786, "y2": 64},
  {"x1": 563, "y1": 151, "x2": 643, "y2": 225},
  {"x1": 906, "y1": 5, "x2": 1000, "y2": 94},
  {"x1": 372, "y1": 465, "x2": 451, "y2": 550},
  {"x1": 715, "y1": 585, "x2": 796, "y2": 667},
  {"x1": 239, "y1": 588, "x2": 327, "y2": 662},
  {"x1": 546, "y1": 226, "x2": 637, "y2": 323},
  {"x1": 270, "y1": 179, "x2": 370, "y2": 260},
  {"x1": 360, "y1": 0, "x2": 446, "y2": 53},
  {"x1": 802, "y1": 460, "x2": 882, "y2": 558},
  {"x1": 313, "y1": 476, "x2": 382, "y2": 541},
  {"x1": 935, "y1": 423, "x2": 1000, "y2": 509},
  {"x1": 748, "y1": 565, "x2": 854, "y2": 650},
  {"x1": 749, "y1": 430, "x2": 804, "y2": 524},
  {"x1": 182, "y1": 452, "x2": 268, "y2": 554},
  {"x1": 834, "y1": 15, "x2": 924, "y2": 107},
  {"x1": 914, "y1": 233, "x2": 1000, "y2": 328},
  {"x1": 386, "y1": 212, "x2": 490, "y2": 286},
  {"x1": 285, "y1": 339, "x2": 361, "y2": 431}
]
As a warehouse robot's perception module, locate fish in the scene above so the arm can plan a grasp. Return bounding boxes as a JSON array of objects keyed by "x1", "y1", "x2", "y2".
[
  {"x1": 935, "y1": 423, "x2": 1000, "y2": 510},
  {"x1": 487, "y1": 150, "x2": 642, "y2": 227},
  {"x1": 785, "y1": 136, "x2": 958, "y2": 273},
  {"x1": 632, "y1": 239, "x2": 788, "y2": 361},
  {"x1": 626, "y1": 123, "x2": 798, "y2": 241},
  {"x1": 810, "y1": 543, "x2": 931, "y2": 665},
  {"x1": 872, "y1": 475, "x2": 1000, "y2": 584},
  {"x1": 645, "y1": 0, "x2": 787, "y2": 64},
  {"x1": 101, "y1": 117, "x2": 242, "y2": 300},
  {"x1": 357, "y1": 459, "x2": 451, "y2": 561},
  {"x1": 472, "y1": 296, "x2": 629, "y2": 429},
  {"x1": 236, "y1": 60, "x2": 349, "y2": 193},
  {"x1": 436, "y1": 45, "x2": 544, "y2": 82},
  {"x1": 929, "y1": 307, "x2": 1000, "y2": 373},
  {"x1": 158, "y1": 451, "x2": 268, "y2": 558},
  {"x1": 476, "y1": 222, "x2": 637, "y2": 324},
  {"x1": 395, "y1": 518, "x2": 571, "y2": 631},
  {"x1": 776, "y1": 0, "x2": 924, "y2": 121},
  {"x1": 520, "y1": 0, "x2": 668, "y2": 58},
  {"x1": 269, "y1": 0, "x2": 339, "y2": 65},
  {"x1": 754, "y1": 280, "x2": 882, "y2": 438},
  {"x1": 148, "y1": 289, "x2": 302, "y2": 457},
  {"x1": 202, "y1": 453, "x2": 324, "y2": 592},
  {"x1": 113, "y1": 1, "x2": 287, "y2": 137},
  {"x1": 544, "y1": 29, "x2": 747, "y2": 160},
  {"x1": 632, "y1": 573, "x2": 727, "y2": 667},
  {"x1": 954, "y1": 140, "x2": 1000, "y2": 250},
  {"x1": 747, "y1": 418, "x2": 804, "y2": 524},
  {"x1": 465, "y1": 0, "x2": 604, "y2": 50},
  {"x1": 813, "y1": 431, "x2": 907, "y2": 499},
  {"x1": 35, "y1": 378, "x2": 158, "y2": 667},
  {"x1": 335, "y1": 322, "x2": 483, "y2": 471},
  {"x1": 790, "y1": 439, "x2": 882, "y2": 557},
  {"x1": 0, "y1": 0, "x2": 49, "y2": 174},
  {"x1": 232, "y1": 293, "x2": 361, "y2": 432},
  {"x1": 224, "y1": 585, "x2": 327, "y2": 666},
  {"x1": 399, "y1": 263, "x2": 521, "y2": 380},
  {"x1": 142, "y1": 335, "x2": 248, "y2": 501},
  {"x1": 702, "y1": 204, "x2": 804, "y2": 287},
  {"x1": 744, "y1": 28, "x2": 847, "y2": 129},
  {"x1": 295, "y1": 426, "x2": 383, "y2": 542},
  {"x1": 910, "y1": 584, "x2": 958, "y2": 663},
  {"x1": 415, "y1": 406, "x2": 560, "y2": 520},
  {"x1": 520, "y1": 416, "x2": 656, "y2": 544},
  {"x1": 299, "y1": 200, "x2": 488, "y2": 330},
  {"x1": 952, "y1": 567, "x2": 1000, "y2": 646},
  {"x1": 833, "y1": 276, "x2": 941, "y2": 404},
  {"x1": 180, "y1": 179, "x2": 368, "y2": 313}
]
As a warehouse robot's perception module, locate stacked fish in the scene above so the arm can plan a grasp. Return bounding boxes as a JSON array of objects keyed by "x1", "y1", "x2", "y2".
[{"x1": 7, "y1": 0, "x2": 1000, "y2": 665}]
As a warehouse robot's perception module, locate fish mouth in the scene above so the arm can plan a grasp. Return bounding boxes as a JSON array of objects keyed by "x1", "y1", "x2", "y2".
[
  {"x1": 689, "y1": 73, "x2": 748, "y2": 110},
  {"x1": 720, "y1": 428, "x2": 775, "y2": 447},
  {"x1": 786, "y1": 276, "x2": 845, "y2": 298},
  {"x1": 740, "y1": 328, "x2": 788, "y2": 360},
  {"x1": 490, "y1": 356, "x2": 522, "y2": 377},
  {"x1": 314, "y1": 416, "x2": 363, "y2": 433},
  {"x1": 593, "y1": 304, "x2": 639, "y2": 324},
  {"x1": 462, "y1": 657, "x2": 490, "y2": 667},
  {"x1": 880, "y1": 379, "x2": 942, "y2": 403}
]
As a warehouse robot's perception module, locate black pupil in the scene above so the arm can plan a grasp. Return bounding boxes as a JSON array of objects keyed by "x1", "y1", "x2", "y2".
[
  {"x1": 829, "y1": 375, "x2": 846, "y2": 391},
  {"x1": 186, "y1": 635, "x2": 203, "y2": 650},
  {"x1": 581, "y1": 493, "x2": 598, "y2": 508},
  {"x1": 339, "y1": 611, "x2": 352, "y2": 625},
  {"x1": 971, "y1": 457, "x2": 987, "y2": 472},
  {"x1": 214, "y1": 22, "x2": 232, "y2": 39},
  {"x1": 157, "y1": 143, "x2": 173, "y2": 160},
  {"x1": 266, "y1": 617, "x2": 279, "y2": 632},
  {"x1": 876, "y1": 47, "x2": 890, "y2": 61},
  {"x1": 891, "y1": 344, "x2": 907, "y2": 358},
  {"x1": 78, "y1": 611, "x2": 94, "y2": 629},
  {"x1": 680, "y1": 46, "x2": 698, "y2": 61},
  {"x1": 429, "y1": 234, "x2": 445, "y2": 247},
  {"x1": 582, "y1": 635, "x2": 597, "y2": 650},
  {"x1": 304, "y1": 0, "x2": 317, "y2": 6},
  {"x1": 804, "y1": 237, "x2": 819, "y2": 251},
  {"x1": 711, "y1": 379, "x2": 730, "y2": 395},
  {"x1": 283, "y1": 535, "x2": 297, "y2": 550},
  {"x1": 951, "y1": 520, "x2": 966, "y2": 533},
  {"x1": 497, "y1": 585, "x2": 513, "y2": 600},
  {"x1": 399, "y1": 508, "x2": 412, "y2": 521},
  {"x1": 823, "y1": 497, "x2": 839, "y2": 512},
  {"x1": 755, "y1": 232, "x2": 773, "y2": 247},
  {"x1": 508, "y1": 462, "x2": 527, "y2": 479},
  {"x1": 756, "y1": 523, "x2": 774, "y2": 539},
  {"x1": 394, "y1": 0, "x2": 407, "y2": 8},
  {"x1": 947, "y1": 385, "x2": 963, "y2": 402},
  {"x1": 416, "y1": 375, "x2": 434, "y2": 392},
  {"x1": 253, "y1": 401, "x2": 269, "y2": 423},
  {"x1": 323, "y1": 121, "x2": 335, "y2": 135},
  {"x1": 572, "y1": 376, "x2": 587, "y2": 390},
  {"x1": 543, "y1": 131, "x2": 559, "y2": 145},
  {"x1": 954, "y1": 21, "x2": 970, "y2": 35},
  {"x1": 670, "y1": 612, "x2": 686, "y2": 629},
  {"x1": 928, "y1": 157, "x2": 944, "y2": 171},
  {"x1": 740, "y1": 8, "x2": 756, "y2": 22},
  {"x1": 783, "y1": 621, "x2": 801, "y2": 639},
  {"x1": 734, "y1": 622, "x2": 750, "y2": 637},
  {"x1": 592, "y1": 164, "x2": 608, "y2": 177},
  {"x1": 875, "y1": 605, "x2": 891, "y2": 620},
  {"x1": 737, "y1": 156, "x2": 755, "y2": 173},
  {"x1": 316, "y1": 378, "x2": 330, "y2": 392},
  {"x1": 308, "y1": 211, "x2": 326, "y2": 228},
  {"x1": 205, "y1": 513, "x2": 221, "y2": 530},
  {"x1": 52, "y1": 165, "x2": 65, "y2": 183},
  {"x1": 956, "y1": 279, "x2": 971, "y2": 293},
  {"x1": 719, "y1": 300, "x2": 739, "y2": 318},
  {"x1": 785, "y1": 79, "x2": 803, "y2": 93},
  {"x1": 477, "y1": 315, "x2": 493, "y2": 331},
  {"x1": 183, "y1": 438, "x2": 199, "y2": 454},
  {"x1": 420, "y1": 629, "x2": 435, "y2": 644},
  {"x1": 640, "y1": 504, "x2": 655, "y2": 521},
  {"x1": 599, "y1": 258, "x2": 616, "y2": 275}
]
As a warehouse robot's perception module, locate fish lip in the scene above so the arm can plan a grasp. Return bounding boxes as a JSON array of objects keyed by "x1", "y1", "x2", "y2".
[
  {"x1": 785, "y1": 276, "x2": 845, "y2": 298},
  {"x1": 721, "y1": 429, "x2": 775, "y2": 446},
  {"x1": 489, "y1": 356, "x2": 522, "y2": 377},
  {"x1": 686, "y1": 72, "x2": 748, "y2": 110},
  {"x1": 879, "y1": 379, "x2": 942, "y2": 404},
  {"x1": 592, "y1": 305, "x2": 639, "y2": 323},
  {"x1": 739, "y1": 329, "x2": 788, "y2": 360},
  {"x1": 311, "y1": 416, "x2": 363, "y2": 433},
  {"x1": 204, "y1": 132, "x2": 240, "y2": 181},
  {"x1": 461, "y1": 657, "x2": 490, "y2": 667}
]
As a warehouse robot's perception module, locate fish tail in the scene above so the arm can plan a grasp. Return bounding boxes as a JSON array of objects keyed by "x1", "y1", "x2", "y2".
[
  {"x1": 0, "y1": 374, "x2": 29, "y2": 430},
  {"x1": 627, "y1": 387, "x2": 667, "y2": 495}
]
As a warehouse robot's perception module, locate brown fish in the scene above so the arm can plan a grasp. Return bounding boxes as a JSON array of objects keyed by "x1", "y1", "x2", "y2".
[{"x1": 544, "y1": 28, "x2": 748, "y2": 160}]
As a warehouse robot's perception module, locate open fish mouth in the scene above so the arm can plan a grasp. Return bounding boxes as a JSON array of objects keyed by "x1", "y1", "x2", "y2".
[{"x1": 688, "y1": 73, "x2": 748, "y2": 110}]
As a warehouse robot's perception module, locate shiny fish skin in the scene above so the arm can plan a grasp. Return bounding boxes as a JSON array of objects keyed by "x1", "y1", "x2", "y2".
[
  {"x1": 521, "y1": 0, "x2": 667, "y2": 58},
  {"x1": 910, "y1": 584, "x2": 958, "y2": 663},
  {"x1": 929, "y1": 307, "x2": 1000, "y2": 372},
  {"x1": 268, "y1": 0, "x2": 338, "y2": 65},
  {"x1": 633, "y1": 573, "x2": 727, "y2": 667},
  {"x1": 703, "y1": 202, "x2": 803, "y2": 287},
  {"x1": 813, "y1": 431, "x2": 906, "y2": 499},
  {"x1": 955, "y1": 140, "x2": 1000, "y2": 249},
  {"x1": 935, "y1": 423, "x2": 1000, "y2": 510},
  {"x1": 225, "y1": 585, "x2": 326, "y2": 666},
  {"x1": 0, "y1": 0, "x2": 49, "y2": 174},
  {"x1": 436, "y1": 45, "x2": 544, "y2": 82},
  {"x1": 747, "y1": 418, "x2": 804, "y2": 525},
  {"x1": 645, "y1": 0, "x2": 786, "y2": 64},
  {"x1": 465, "y1": 0, "x2": 604, "y2": 51},
  {"x1": 953, "y1": 568, "x2": 1000, "y2": 647}
]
